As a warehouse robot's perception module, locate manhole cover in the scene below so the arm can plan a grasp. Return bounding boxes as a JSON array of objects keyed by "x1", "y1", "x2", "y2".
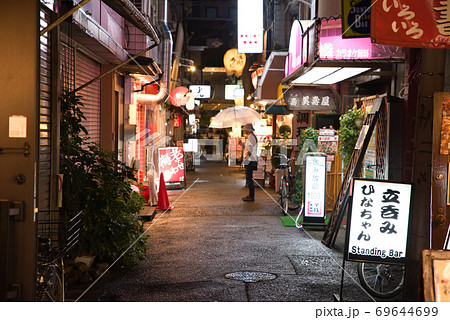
[{"x1": 224, "y1": 271, "x2": 277, "y2": 283}]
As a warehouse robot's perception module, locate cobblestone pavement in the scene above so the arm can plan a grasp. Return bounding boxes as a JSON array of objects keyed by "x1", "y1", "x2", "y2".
[{"x1": 68, "y1": 160, "x2": 396, "y2": 303}]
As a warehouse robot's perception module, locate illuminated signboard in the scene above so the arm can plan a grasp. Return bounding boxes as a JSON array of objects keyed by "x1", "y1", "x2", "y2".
[
  {"x1": 158, "y1": 147, "x2": 185, "y2": 182},
  {"x1": 237, "y1": 0, "x2": 263, "y2": 53},
  {"x1": 286, "y1": 20, "x2": 303, "y2": 77},
  {"x1": 225, "y1": 85, "x2": 244, "y2": 100},
  {"x1": 303, "y1": 154, "x2": 326, "y2": 219},
  {"x1": 319, "y1": 19, "x2": 404, "y2": 60},
  {"x1": 346, "y1": 178, "x2": 413, "y2": 264},
  {"x1": 189, "y1": 85, "x2": 211, "y2": 99}
]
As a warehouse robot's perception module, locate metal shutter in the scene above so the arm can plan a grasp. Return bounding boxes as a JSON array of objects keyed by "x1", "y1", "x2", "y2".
[
  {"x1": 75, "y1": 51, "x2": 101, "y2": 144},
  {"x1": 38, "y1": 7, "x2": 53, "y2": 210}
]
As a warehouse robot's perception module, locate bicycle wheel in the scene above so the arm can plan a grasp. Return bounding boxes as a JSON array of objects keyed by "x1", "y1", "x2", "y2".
[
  {"x1": 287, "y1": 196, "x2": 300, "y2": 210},
  {"x1": 357, "y1": 262, "x2": 404, "y2": 299},
  {"x1": 37, "y1": 265, "x2": 64, "y2": 302},
  {"x1": 287, "y1": 175, "x2": 299, "y2": 210},
  {"x1": 279, "y1": 177, "x2": 289, "y2": 215}
]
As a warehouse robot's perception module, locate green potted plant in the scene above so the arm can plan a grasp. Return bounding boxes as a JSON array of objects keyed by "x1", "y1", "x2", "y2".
[
  {"x1": 338, "y1": 107, "x2": 364, "y2": 170},
  {"x1": 60, "y1": 90, "x2": 147, "y2": 266}
]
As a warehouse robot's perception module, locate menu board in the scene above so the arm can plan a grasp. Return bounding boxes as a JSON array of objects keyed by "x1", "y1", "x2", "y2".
[{"x1": 303, "y1": 154, "x2": 327, "y2": 219}]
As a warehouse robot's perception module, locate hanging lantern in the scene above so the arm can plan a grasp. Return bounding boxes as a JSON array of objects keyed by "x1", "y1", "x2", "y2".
[
  {"x1": 169, "y1": 86, "x2": 190, "y2": 107},
  {"x1": 223, "y1": 48, "x2": 246, "y2": 77},
  {"x1": 185, "y1": 92, "x2": 195, "y2": 110},
  {"x1": 172, "y1": 112, "x2": 181, "y2": 127}
]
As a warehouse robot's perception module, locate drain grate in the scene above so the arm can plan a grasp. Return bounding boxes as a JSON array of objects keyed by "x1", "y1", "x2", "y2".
[{"x1": 225, "y1": 271, "x2": 277, "y2": 283}]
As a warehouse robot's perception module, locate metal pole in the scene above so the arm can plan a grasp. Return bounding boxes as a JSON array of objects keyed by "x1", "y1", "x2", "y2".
[{"x1": 40, "y1": 0, "x2": 91, "y2": 36}]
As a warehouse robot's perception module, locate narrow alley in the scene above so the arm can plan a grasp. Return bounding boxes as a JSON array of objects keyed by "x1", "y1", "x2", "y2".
[{"x1": 68, "y1": 161, "x2": 376, "y2": 302}]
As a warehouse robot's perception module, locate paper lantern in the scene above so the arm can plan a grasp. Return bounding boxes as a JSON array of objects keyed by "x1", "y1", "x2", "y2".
[{"x1": 169, "y1": 86, "x2": 190, "y2": 107}]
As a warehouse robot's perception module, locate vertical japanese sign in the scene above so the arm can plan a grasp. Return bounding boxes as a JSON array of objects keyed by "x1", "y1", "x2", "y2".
[
  {"x1": 303, "y1": 154, "x2": 327, "y2": 219},
  {"x1": 292, "y1": 111, "x2": 312, "y2": 144},
  {"x1": 346, "y1": 178, "x2": 413, "y2": 264},
  {"x1": 440, "y1": 94, "x2": 450, "y2": 155},
  {"x1": 172, "y1": 113, "x2": 181, "y2": 127},
  {"x1": 372, "y1": 0, "x2": 450, "y2": 48},
  {"x1": 237, "y1": 0, "x2": 263, "y2": 53},
  {"x1": 158, "y1": 147, "x2": 185, "y2": 182}
]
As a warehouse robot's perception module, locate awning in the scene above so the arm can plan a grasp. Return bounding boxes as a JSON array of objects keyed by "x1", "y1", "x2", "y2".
[
  {"x1": 282, "y1": 17, "x2": 404, "y2": 85},
  {"x1": 264, "y1": 105, "x2": 289, "y2": 115},
  {"x1": 256, "y1": 52, "x2": 287, "y2": 102},
  {"x1": 283, "y1": 60, "x2": 375, "y2": 85},
  {"x1": 102, "y1": 0, "x2": 160, "y2": 45}
]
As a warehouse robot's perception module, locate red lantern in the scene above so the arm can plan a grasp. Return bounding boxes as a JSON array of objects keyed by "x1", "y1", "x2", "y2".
[
  {"x1": 172, "y1": 113, "x2": 181, "y2": 127},
  {"x1": 169, "y1": 86, "x2": 190, "y2": 107}
]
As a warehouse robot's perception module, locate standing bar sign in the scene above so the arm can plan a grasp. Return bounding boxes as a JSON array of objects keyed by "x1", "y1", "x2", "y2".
[
  {"x1": 346, "y1": 178, "x2": 413, "y2": 265},
  {"x1": 303, "y1": 153, "x2": 327, "y2": 227}
]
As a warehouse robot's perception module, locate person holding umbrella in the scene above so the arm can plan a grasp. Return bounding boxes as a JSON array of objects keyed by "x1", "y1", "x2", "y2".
[{"x1": 239, "y1": 123, "x2": 258, "y2": 201}]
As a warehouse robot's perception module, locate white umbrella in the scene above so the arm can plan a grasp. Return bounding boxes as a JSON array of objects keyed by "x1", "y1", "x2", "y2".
[{"x1": 209, "y1": 106, "x2": 261, "y2": 128}]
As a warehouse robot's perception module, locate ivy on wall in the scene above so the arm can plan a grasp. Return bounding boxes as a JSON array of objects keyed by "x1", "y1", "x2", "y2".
[
  {"x1": 293, "y1": 127, "x2": 318, "y2": 206},
  {"x1": 338, "y1": 108, "x2": 363, "y2": 170}
]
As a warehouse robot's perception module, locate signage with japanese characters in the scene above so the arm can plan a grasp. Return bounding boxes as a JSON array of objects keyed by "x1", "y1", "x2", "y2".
[
  {"x1": 292, "y1": 111, "x2": 312, "y2": 148},
  {"x1": 172, "y1": 113, "x2": 181, "y2": 127},
  {"x1": 285, "y1": 87, "x2": 337, "y2": 111},
  {"x1": 158, "y1": 147, "x2": 185, "y2": 182},
  {"x1": 372, "y1": 1, "x2": 450, "y2": 48},
  {"x1": 346, "y1": 178, "x2": 413, "y2": 264},
  {"x1": 319, "y1": 18, "x2": 404, "y2": 60},
  {"x1": 303, "y1": 154, "x2": 327, "y2": 219},
  {"x1": 189, "y1": 85, "x2": 211, "y2": 99},
  {"x1": 237, "y1": 0, "x2": 263, "y2": 53},
  {"x1": 318, "y1": 128, "x2": 339, "y2": 154}
]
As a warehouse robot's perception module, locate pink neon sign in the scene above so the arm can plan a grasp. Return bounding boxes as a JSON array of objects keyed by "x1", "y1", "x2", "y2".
[
  {"x1": 318, "y1": 19, "x2": 404, "y2": 61},
  {"x1": 319, "y1": 36, "x2": 372, "y2": 60},
  {"x1": 286, "y1": 20, "x2": 303, "y2": 76}
]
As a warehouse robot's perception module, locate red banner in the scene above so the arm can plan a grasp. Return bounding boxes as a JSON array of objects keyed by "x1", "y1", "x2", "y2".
[{"x1": 371, "y1": 0, "x2": 450, "y2": 48}]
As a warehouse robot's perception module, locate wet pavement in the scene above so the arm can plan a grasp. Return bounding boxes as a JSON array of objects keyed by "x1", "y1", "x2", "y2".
[{"x1": 67, "y1": 160, "x2": 390, "y2": 302}]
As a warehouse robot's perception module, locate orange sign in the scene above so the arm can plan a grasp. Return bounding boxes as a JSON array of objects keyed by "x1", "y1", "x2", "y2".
[{"x1": 372, "y1": 1, "x2": 450, "y2": 48}]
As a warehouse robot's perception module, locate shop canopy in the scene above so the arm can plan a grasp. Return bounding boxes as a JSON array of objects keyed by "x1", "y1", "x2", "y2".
[
  {"x1": 283, "y1": 17, "x2": 405, "y2": 85},
  {"x1": 263, "y1": 105, "x2": 289, "y2": 115},
  {"x1": 255, "y1": 52, "x2": 287, "y2": 103}
]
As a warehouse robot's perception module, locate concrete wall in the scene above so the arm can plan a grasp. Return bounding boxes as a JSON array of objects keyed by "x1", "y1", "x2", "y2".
[{"x1": 318, "y1": 0, "x2": 341, "y2": 17}]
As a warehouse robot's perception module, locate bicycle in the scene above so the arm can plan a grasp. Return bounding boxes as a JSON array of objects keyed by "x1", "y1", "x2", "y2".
[
  {"x1": 36, "y1": 236, "x2": 64, "y2": 302},
  {"x1": 357, "y1": 262, "x2": 405, "y2": 299},
  {"x1": 35, "y1": 210, "x2": 81, "y2": 302},
  {"x1": 274, "y1": 153, "x2": 300, "y2": 215}
]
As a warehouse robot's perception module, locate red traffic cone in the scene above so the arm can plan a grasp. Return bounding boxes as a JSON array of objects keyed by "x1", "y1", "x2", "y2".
[{"x1": 156, "y1": 172, "x2": 173, "y2": 211}]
